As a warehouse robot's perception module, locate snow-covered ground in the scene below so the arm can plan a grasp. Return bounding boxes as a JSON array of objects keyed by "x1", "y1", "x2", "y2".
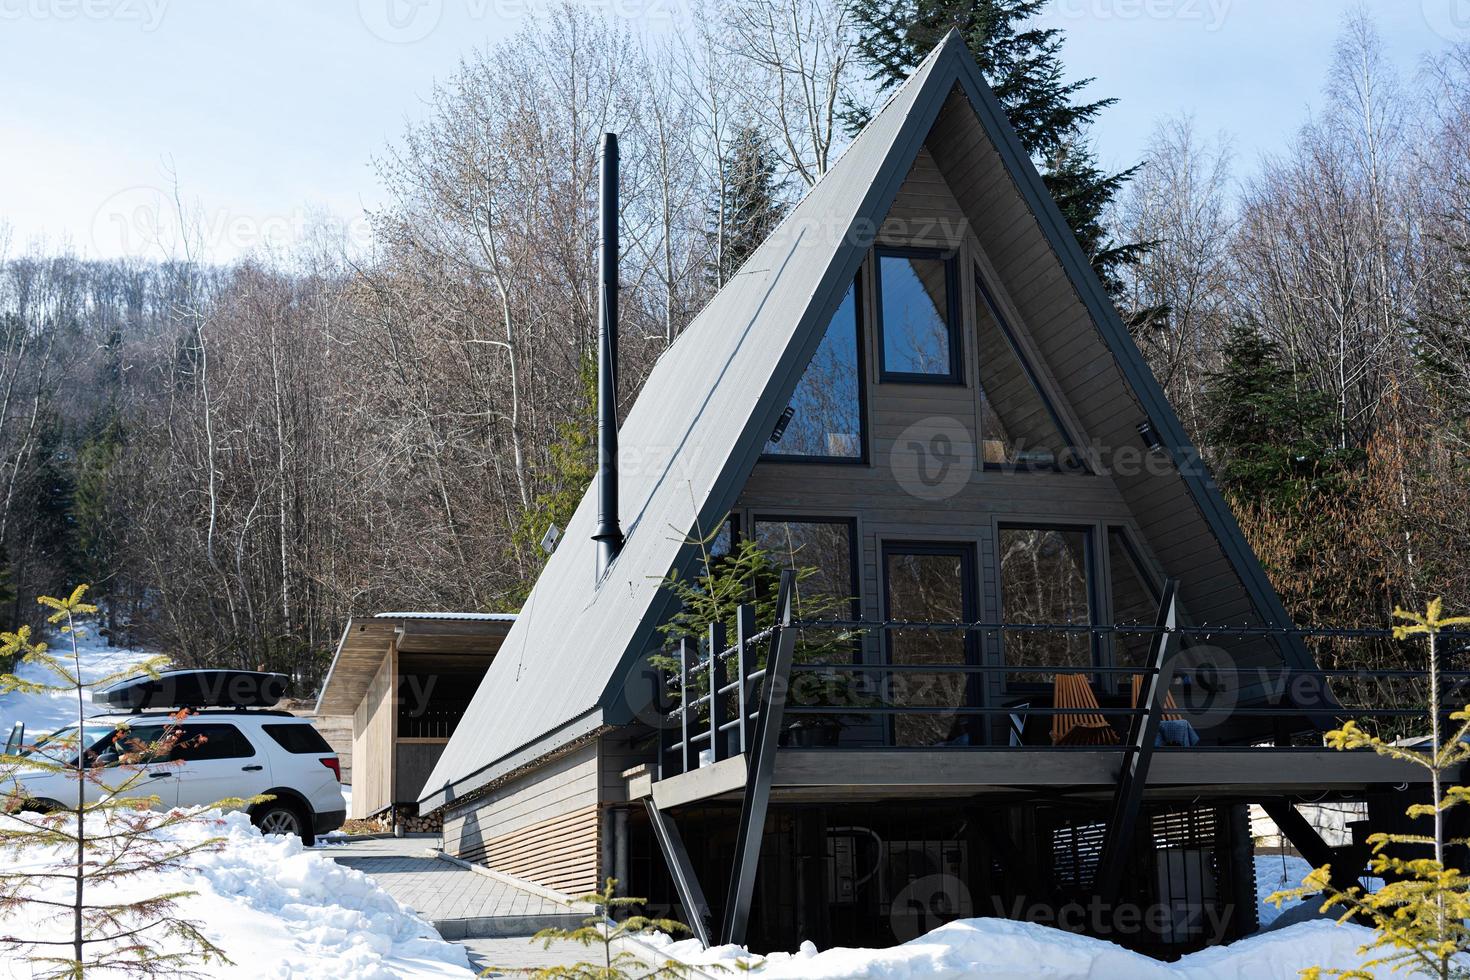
[
  {"x1": 0, "y1": 804, "x2": 1400, "y2": 980},
  {"x1": 0, "y1": 809, "x2": 475, "y2": 979},
  {"x1": 0, "y1": 634, "x2": 1406, "y2": 979},
  {"x1": 635, "y1": 854, "x2": 1379, "y2": 979},
  {"x1": 1255, "y1": 852, "x2": 1315, "y2": 927},
  {"x1": 645, "y1": 918, "x2": 1381, "y2": 979},
  {"x1": 0, "y1": 628, "x2": 158, "y2": 736}
]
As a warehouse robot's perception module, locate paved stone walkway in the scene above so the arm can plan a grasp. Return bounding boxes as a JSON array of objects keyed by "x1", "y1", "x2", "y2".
[
  {"x1": 325, "y1": 835, "x2": 586, "y2": 940},
  {"x1": 324, "y1": 835, "x2": 678, "y2": 971},
  {"x1": 462, "y1": 936, "x2": 606, "y2": 975}
]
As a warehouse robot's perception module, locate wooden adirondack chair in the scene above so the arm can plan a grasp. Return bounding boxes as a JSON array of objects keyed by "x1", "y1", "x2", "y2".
[
  {"x1": 1050, "y1": 674, "x2": 1120, "y2": 745},
  {"x1": 1130, "y1": 674, "x2": 1181, "y2": 720}
]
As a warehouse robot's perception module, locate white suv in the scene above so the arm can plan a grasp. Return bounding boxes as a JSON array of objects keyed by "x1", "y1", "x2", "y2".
[{"x1": 10, "y1": 677, "x2": 346, "y2": 845}]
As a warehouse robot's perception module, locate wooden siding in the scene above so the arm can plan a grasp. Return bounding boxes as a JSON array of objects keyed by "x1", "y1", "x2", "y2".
[
  {"x1": 351, "y1": 648, "x2": 395, "y2": 819},
  {"x1": 736, "y1": 105, "x2": 1282, "y2": 682},
  {"x1": 923, "y1": 90, "x2": 1267, "y2": 650},
  {"x1": 738, "y1": 148, "x2": 1144, "y2": 709},
  {"x1": 442, "y1": 743, "x2": 602, "y2": 895},
  {"x1": 459, "y1": 806, "x2": 600, "y2": 895}
]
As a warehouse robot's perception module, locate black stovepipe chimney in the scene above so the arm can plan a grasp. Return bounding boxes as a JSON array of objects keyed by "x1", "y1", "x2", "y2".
[{"x1": 593, "y1": 132, "x2": 624, "y2": 578}]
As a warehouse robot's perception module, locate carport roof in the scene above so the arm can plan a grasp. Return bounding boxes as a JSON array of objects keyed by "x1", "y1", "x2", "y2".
[{"x1": 313, "y1": 613, "x2": 516, "y2": 717}]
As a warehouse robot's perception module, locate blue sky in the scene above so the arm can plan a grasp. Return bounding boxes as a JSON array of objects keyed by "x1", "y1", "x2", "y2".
[{"x1": 0, "y1": 0, "x2": 1463, "y2": 263}]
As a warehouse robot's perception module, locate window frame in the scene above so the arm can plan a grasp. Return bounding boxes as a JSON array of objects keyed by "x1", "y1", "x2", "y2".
[
  {"x1": 1106, "y1": 526, "x2": 1162, "y2": 608},
  {"x1": 1105, "y1": 525, "x2": 1167, "y2": 683},
  {"x1": 750, "y1": 514, "x2": 861, "y2": 623},
  {"x1": 880, "y1": 540, "x2": 981, "y2": 745},
  {"x1": 760, "y1": 272, "x2": 869, "y2": 465},
  {"x1": 994, "y1": 522, "x2": 1100, "y2": 685},
  {"x1": 973, "y1": 267, "x2": 1087, "y2": 473},
  {"x1": 873, "y1": 245, "x2": 963, "y2": 385}
]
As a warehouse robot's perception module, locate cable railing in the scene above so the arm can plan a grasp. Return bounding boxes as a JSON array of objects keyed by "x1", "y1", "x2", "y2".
[{"x1": 653, "y1": 579, "x2": 1465, "y2": 778}]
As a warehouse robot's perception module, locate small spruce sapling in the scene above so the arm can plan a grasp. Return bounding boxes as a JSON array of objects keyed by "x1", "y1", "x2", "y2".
[
  {"x1": 1268, "y1": 599, "x2": 1470, "y2": 979},
  {"x1": 486, "y1": 877, "x2": 742, "y2": 979},
  {"x1": 653, "y1": 519, "x2": 863, "y2": 731},
  {"x1": 0, "y1": 586, "x2": 255, "y2": 978}
]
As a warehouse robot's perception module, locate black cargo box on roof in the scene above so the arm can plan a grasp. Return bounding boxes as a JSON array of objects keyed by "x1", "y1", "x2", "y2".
[{"x1": 92, "y1": 670, "x2": 289, "y2": 710}]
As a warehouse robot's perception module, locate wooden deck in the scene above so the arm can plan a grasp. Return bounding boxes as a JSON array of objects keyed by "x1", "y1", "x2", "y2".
[{"x1": 644, "y1": 746, "x2": 1437, "y2": 808}]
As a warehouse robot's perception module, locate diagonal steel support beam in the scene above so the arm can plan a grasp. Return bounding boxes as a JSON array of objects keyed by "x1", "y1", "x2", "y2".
[
  {"x1": 1259, "y1": 799, "x2": 1371, "y2": 892},
  {"x1": 644, "y1": 799, "x2": 714, "y2": 948},
  {"x1": 721, "y1": 570, "x2": 798, "y2": 947},
  {"x1": 1259, "y1": 799, "x2": 1335, "y2": 868},
  {"x1": 1095, "y1": 579, "x2": 1180, "y2": 903}
]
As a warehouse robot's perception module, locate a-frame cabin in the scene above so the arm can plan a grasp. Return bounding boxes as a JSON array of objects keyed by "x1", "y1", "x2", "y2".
[{"x1": 418, "y1": 31, "x2": 1436, "y2": 958}]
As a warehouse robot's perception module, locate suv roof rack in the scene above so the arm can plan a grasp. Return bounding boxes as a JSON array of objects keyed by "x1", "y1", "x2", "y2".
[
  {"x1": 92, "y1": 669, "x2": 289, "y2": 711},
  {"x1": 109, "y1": 708, "x2": 298, "y2": 719}
]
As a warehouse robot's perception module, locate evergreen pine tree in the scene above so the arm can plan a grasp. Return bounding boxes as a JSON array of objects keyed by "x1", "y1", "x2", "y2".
[
  {"x1": 28, "y1": 421, "x2": 80, "y2": 591},
  {"x1": 0, "y1": 548, "x2": 15, "y2": 666},
  {"x1": 1202, "y1": 325, "x2": 1355, "y2": 504},
  {"x1": 72, "y1": 416, "x2": 125, "y2": 613},
  {"x1": 1414, "y1": 240, "x2": 1470, "y2": 424},
  {"x1": 844, "y1": 0, "x2": 1147, "y2": 295},
  {"x1": 707, "y1": 125, "x2": 787, "y2": 287}
]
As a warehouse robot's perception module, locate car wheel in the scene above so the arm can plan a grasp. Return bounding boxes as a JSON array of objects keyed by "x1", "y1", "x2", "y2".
[{"x1": 252, "y1": 802, "x2": 313, "y2": 845}]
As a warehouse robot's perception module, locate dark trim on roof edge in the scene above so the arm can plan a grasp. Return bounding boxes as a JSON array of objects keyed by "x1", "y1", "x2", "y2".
[{"x1": 418, "y1": 708, "x2": 608, "y2": 812}]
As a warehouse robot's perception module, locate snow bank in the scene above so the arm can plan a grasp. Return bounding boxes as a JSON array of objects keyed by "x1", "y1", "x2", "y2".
[
  {"x1": 0, "y1": 810, "x2": 474, "y2": 979},
  {"x1": 0, "y1": 631, "x2": 157, "y2": 734},
  {"x1": 644, "y1": 917, "x2": 1380, "y2": 979}
]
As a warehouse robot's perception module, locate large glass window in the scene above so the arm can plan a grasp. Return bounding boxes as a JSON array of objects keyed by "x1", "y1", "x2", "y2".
[
  {"x1": 875, "y1": 248, "x2": 960, "y2": 382},
  {"x1": 764, "y1": 279, "x2": 863, "y2": 460},
  {"x1": 884, "y1": 545, "x2": 976, "y2": 746},
  {"x1": 752, "y1": 518, "x2": 856, "y2": 619},
  {"x1": 999, "y1": 527, "x2": 1094, "y2": 680},
  {"x1": 974, "y1": 271, "x2": 1078, "y2": 470},
  {"x1": 1108, "y1": 528, "x2": 1160, "y2": 671}
]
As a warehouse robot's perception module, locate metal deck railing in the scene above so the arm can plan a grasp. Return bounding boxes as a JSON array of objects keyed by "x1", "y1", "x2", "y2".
[{"x1": 652, "y1": 575, "x2": 1470, "y2": 778}]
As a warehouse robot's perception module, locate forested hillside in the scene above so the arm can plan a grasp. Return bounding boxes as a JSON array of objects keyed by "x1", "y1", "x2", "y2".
[{"x1": 0, "y1": 2, "x2": 1464, "y2": 690}]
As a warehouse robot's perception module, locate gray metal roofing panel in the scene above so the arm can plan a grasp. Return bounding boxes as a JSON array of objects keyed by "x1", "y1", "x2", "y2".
[{"x1": 418, "y1": 36, "x2": 959, "y2": 811}]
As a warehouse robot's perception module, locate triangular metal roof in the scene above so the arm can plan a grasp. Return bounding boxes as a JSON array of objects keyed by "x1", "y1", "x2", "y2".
[{"x1": 419, "y1": 31, "x2": 1306, "y2": 811}]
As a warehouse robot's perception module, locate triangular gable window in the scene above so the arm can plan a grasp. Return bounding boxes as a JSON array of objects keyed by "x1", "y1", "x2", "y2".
[
  {"x1": 1108, "y1": 527, "x2": 1161, "y2": 672},
  {"x1": 763, "y1": 277, "x2": 865, "y2": 460},
  {"x1": 974, "y1": 268, "x2": 1082, "y2": 471}
]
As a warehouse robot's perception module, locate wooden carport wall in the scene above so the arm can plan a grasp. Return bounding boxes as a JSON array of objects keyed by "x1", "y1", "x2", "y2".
[
  {"x1": 315, "y1": 616, "x2": 513, "y2": 820},
  {"x1": 314, "y1": 618, "x2": 400, "y2": 820}
]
